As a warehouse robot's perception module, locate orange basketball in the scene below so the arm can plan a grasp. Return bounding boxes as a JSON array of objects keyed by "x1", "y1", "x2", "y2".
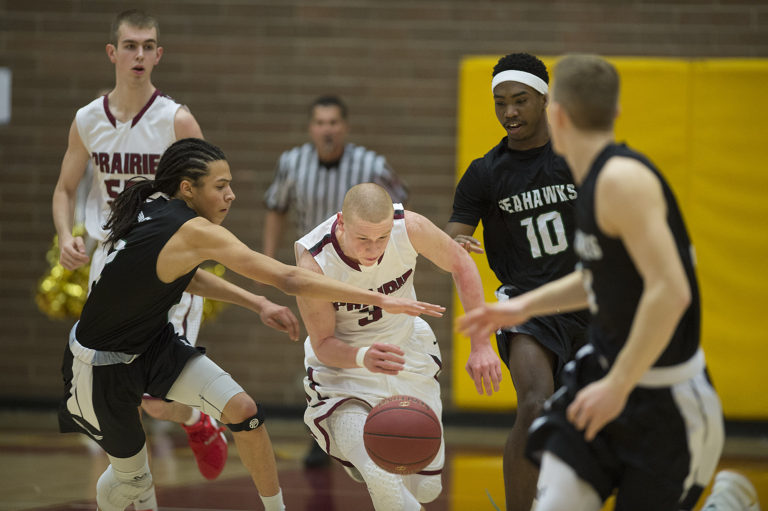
[{"x1": 363, "y1": 395, "x2": 441, "y2": 474}]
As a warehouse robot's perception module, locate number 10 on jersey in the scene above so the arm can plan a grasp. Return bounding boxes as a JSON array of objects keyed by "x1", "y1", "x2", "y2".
[{"x1": 520, "y1": 211, "x2": 568, "y2": 258}]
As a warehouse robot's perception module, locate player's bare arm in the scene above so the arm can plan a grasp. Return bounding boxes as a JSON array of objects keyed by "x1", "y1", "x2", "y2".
[
  {"x1": 295, "y1": 249, "x2": 405, "y2": 373},
  {"x1": 408, "y1": 211, "x2": 502, "y2": 395},
  {"x1": 457, "y1": 271, "x2": 588, "y2": 341},
  {"x1": 567, "y1": 158, "x2": 692, "y2": 441},
  {"x1": 158, "y1": 217, "x2": 445, "y2": 317},
  {"x1": 444, "y1": 221, "x2": 484, "y2": 254},
  {"x1": 52, "y1": 118, "x2": 92, "y2": 270},
  {"x1": 186, "y1": 267, "x2": 299, "y2": 341},
  {"x1": 174, "y1": 106, "x2": 204, "y2": 140}
]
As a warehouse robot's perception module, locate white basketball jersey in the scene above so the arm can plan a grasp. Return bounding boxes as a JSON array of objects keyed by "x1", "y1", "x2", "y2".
[
  {"x1": 295, "y1": 204, "x2": 421, "y2": 350},
  {"x1": 298, "y1": 206, "x2": 445, "y2": 466},
  {"x1": 76, "y1": 91, "x2": 181, "y2": 241}
]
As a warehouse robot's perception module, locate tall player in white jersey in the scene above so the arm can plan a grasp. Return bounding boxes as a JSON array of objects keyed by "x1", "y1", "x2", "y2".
[
  {"x1": 295, "y1": 183, "x2": 502, "y2": 511},
  {"x1": 51, "y1": 9, "x2": 228, "y2": 502}
]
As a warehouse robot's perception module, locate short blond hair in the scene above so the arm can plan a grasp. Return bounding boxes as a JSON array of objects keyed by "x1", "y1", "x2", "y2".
[
  {"x1": 552, "y1": 54, "x2": 619, "y2": 131},
  {"x1": 342, "y1": 183, "x2": 393, "y2": 223}
]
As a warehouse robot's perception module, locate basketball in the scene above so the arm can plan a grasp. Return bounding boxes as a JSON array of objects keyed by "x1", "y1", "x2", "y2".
[{"x1": 363, "y1": 395, "x2": 441, "y2": 474}]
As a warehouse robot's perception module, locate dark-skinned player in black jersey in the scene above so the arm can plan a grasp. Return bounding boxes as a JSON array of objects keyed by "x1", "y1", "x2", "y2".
[{"x1": 446, "y1": 53, "x2": 588, "y2": 511}]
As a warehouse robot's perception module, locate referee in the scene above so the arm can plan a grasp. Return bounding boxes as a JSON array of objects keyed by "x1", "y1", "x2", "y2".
[{"x1": 262, "y1": 95, "x2": 408, "y2": 259}]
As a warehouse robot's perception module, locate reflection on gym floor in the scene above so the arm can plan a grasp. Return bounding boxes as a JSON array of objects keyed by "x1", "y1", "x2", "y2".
[{"x1": 1, "y1": 411, "x2": 765, "y2": 511}]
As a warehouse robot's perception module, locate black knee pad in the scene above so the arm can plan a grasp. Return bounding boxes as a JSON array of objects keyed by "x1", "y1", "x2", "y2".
[{"x1": 226, "y1": 403, "x2": 265, "y2": 432}]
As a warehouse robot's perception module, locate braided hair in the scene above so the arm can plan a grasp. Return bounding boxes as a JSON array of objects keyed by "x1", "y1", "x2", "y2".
[{"x1": 104, "y1": 138, "x2": 226, "y2": 247}]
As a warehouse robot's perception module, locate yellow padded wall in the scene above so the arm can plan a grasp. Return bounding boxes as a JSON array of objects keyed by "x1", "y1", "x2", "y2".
[
  {"x1": 687, "y1": 60, "x2": 768, "y2": 418},
  {"x1": 452, "y1": 56, "x2": 768, "y2": 419}
]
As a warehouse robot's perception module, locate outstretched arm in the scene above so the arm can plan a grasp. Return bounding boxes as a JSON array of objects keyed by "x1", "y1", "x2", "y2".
[
  {"x1": 186, "y1": 267, "x2": 299, "y2": 341},
  {"x1": 566, "y1": 157, "x2": 691, "y2": 441},
  {"x1": 52, "y1": 119, "x2": 92, "y2": 270},
  {"x1": 157, "y1": 218, "x2": 446, "y2": 318},
  {"x1": 457, "y1": 271, "x2": 588, "y2": 341},
  {"x1": 409, "y1": 211, "x2": 502, "y2": 395}
]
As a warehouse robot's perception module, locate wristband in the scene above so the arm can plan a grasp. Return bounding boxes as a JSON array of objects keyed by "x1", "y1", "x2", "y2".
[{"x1": 355, "y1": 347, "x2": 369, "y2": 368}]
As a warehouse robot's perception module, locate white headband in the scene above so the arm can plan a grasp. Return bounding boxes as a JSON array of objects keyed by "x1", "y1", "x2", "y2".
[{"x1": 491, "y1": 70, "x2": 548, "y2": 95}]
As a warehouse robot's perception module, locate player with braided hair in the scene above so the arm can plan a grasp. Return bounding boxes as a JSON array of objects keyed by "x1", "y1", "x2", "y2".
[
  {"x1": 58, "y1": 137, "x2": 444, "y2": 511},
  {"x1": 446, "y1": 52, "x2": 588, "y2": 511},
  {"x1": 51, "y1": 9, "x2": 229, "y2": 491}
]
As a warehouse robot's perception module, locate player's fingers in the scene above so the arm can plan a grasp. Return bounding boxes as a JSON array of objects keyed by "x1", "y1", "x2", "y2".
[
  {"x1": 376, "y1": 343, "x2": 405, "y2": 356},
  {"x1": 380, "y1": 353, "x2": 405, "y2": 365},
  {"x1": 566, "y1": 400, "x2": 582, "y2": 428},
  {"x1": 288, "y1": 322, "x2": 300, "y2": 341},
  {"x1": 584, "y1": 419, "x2": 601, "y2": 442},
  {"x1": 61, "y1": 254, "x2": 84, "y2": 271},
  {"x1": 376, "y1": 360, "x2": 404, "y2": 374},
  {"x1": 465, "y1": 365, "x2": 481, "y2": 394},
  {"x1": 73, "y1": 237, "x2": 87, "y2": 254},
  {"x1": 270, "y1": 318, "x2": 288, "y2": 332},
  {"x1": 282, "y1": 312, "x2": 300, "y2": 340},
  {"x1": 485, "y1": 372, "x2": 497, "y2": 395},
  {"x1": 418, "y1": 302, "x2": 445, "y2": 317}
]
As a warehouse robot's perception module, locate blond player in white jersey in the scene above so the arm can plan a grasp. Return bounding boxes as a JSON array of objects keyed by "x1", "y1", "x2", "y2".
[
  {"x1": 295, "y1": 183, "x2": 503, "y2": 511},
  {"x1": 51, "y1": 9, "x2": 231, "y2": 504}
]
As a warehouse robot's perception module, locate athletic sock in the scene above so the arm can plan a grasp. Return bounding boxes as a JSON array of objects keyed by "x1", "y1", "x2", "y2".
[
  {"x1": 183, "y1": 407, "x2": 201, "y2": 426},
  {"x1": 260, "y1": 488, "x2": 286, "y2": 511}
]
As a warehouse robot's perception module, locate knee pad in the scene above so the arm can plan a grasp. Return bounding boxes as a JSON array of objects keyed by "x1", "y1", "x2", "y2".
[
  {"x1": 407, "y1": 474, "x2": 442, "y2": 503},
  {"x1": 96, "y1": 464, "x2": 154, "y2": 511},
  {"x1": 226, "y1": 404, "x2": 265, "y2": 432}
]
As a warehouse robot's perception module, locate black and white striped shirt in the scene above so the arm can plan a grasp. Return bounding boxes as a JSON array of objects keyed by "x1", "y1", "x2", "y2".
[{"x1": 264, "y1": 142, "x2": 408, "y2": 236}]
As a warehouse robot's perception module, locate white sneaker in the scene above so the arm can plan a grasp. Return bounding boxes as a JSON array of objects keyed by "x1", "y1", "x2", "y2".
[
  {"x1": 343, "y1": 464, "x2": 365, "y2": 483},
  {"x1": 701, "y1": 470, "x2": 761, "y2": 511}
]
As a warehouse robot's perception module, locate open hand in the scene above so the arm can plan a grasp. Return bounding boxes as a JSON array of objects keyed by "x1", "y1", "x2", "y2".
[
  {"x1": 466, "y1": 342, "x2": 503, "y2": 395},
  {"x1": 380, "y1": 296, "x2": 445, "y2": 318},
  {"x1": 457, "y1": 301, "x2": 529, "y2": 340}
]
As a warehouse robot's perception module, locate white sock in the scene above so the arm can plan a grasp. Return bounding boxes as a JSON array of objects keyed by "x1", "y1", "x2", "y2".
[
  {"x1": 184, "y1": 408, "x2": 201, "y2": 426},
  {"x1": 260, "y1": 488, "x2": 285, "y2": 511}
]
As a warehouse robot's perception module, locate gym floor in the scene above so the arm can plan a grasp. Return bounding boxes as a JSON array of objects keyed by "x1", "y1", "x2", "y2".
[{"x1": 1, "y1": 409, "x2": 766, "y2": 511}]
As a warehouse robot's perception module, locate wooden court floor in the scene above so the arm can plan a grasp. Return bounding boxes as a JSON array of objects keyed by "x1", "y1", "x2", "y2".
[{"x1": 1, "y1": 410, "x2": 766, "y2": 511}]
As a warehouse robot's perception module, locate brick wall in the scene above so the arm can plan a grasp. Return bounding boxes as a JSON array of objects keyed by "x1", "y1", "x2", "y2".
[{"x1": 1, "y1": 0, "x2": 765, "y2": 409}]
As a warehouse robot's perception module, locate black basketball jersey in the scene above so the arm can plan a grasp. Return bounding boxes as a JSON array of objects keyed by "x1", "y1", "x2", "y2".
[
  {"x1": 574, "y1": 143, "x2": 700, "y2": 366},
  {"x1": 76, "y1": 196, "x2": 198, "y2": 353},
  {"x1": 450, "y1": 138, "x2": 581, "y2": 291}
]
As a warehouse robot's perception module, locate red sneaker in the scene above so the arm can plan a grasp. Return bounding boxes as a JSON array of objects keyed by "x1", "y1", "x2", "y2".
[{"x1": 182, "y1": 413, "x2": 228, "y2": 480}]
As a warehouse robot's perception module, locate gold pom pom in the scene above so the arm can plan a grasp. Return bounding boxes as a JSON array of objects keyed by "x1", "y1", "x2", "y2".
[
  {"x1": 36, "y1": 229, "x2": 229, "y2": 323},
  {"x1": 35, "y1": 225, "x2": 90, "y2": 320},
  {"x1": 200, "y1": 263, "x2": 228, "y2": 323}
]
